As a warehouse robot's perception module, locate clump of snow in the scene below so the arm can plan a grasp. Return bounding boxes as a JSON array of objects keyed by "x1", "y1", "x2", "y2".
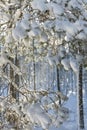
[
  {"x1": 31, "y1": 0, "x2": 48, "y2": 12},
  {"x1": 28, "y1": 28, "x2": 41, "y2": 37},
  {"x1": 22, "y1": 103, "x2": 52, "y2": 129},
  {"x1": 61, "y1": 58, "x2": 70, "y2": 71},
  {"x1": 39, "y1": 32, "x2": 48, "y2": 42},
  {"x1": 0, "y1": 51, "x2": 22, "y2": 75},
  {"x1": 70, "y1": 57, "x2": 79, "y2": 73},
  {"x1": 47, "y1": 2, "x2": 64, "y2": 17},
  {"x1": 12, "y1": 21, "x2": 27, "y2": 40},
  {"x1": 21, "y1": 19, "x2": 30, "y2": 30}
]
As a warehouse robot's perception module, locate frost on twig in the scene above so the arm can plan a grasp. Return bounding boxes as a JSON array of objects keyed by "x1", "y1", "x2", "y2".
[
  {"x1": 0, "y1": 51, "x2": 22, "y2": 75},
  {"x1": 0, "y1": 69, "x2": 69, "y2": 130}
]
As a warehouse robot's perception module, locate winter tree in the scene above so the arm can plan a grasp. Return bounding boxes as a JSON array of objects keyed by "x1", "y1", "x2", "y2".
[{"x1": 0, "y1": 0, "x2": 87, "y2": 130}]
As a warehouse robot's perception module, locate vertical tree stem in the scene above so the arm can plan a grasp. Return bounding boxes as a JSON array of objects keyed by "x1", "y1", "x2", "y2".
[{"x1": 77, "y1": 64, "x2": 84, "y2": 130}]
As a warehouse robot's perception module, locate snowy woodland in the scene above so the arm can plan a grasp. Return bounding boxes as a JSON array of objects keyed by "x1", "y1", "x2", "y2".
[{"x1": 0, "y1": 0, "x2": 87, "y2": 130}]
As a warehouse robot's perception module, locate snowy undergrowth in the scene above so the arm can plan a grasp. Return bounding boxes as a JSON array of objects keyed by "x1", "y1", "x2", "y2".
[{"x1": 34, "y1": 91, "x2": 87, "y2": 130}]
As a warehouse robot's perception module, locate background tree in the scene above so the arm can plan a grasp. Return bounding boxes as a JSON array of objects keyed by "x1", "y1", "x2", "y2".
[{"x1": 0, "y1": 0, "x2": 87, "y2": 130}]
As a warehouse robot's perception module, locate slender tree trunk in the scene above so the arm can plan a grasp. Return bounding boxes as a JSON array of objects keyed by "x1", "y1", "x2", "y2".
[
  {"x1": 57, "y1": 67, "x2": 61, "y2": 105},
  {"x1": 9, "y1": 56, "x2": 19, "y2": 102},
  {"x1": 33, "y1": 39, "x2": 36, "y2": 90},
  {"x1": 9, "y1": 57, "x2": 16, "y2": 99},
  {"x1": 14, "y1": 55, "x2": 19, "y2": 102},
  {"x1": 33, "y1": 62, "x2": 36, "y2": 90},
  {"x1": 79, "y1": 64, "x2": 84, "y2": 129},
  {"x1": 77, "y1": 64, "x2": 84, "y2": 129}
]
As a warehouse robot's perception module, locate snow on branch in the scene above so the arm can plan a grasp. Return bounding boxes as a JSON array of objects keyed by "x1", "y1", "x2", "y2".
[{"x1": 0, "y1": 51, "x2": 22, "y2": 75}]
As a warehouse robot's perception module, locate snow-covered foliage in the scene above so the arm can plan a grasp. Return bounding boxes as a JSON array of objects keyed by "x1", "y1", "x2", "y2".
[
  {"x1": 0, "y1": 88, "x2": 69, "y2": 130},
  {"x1": 0, "y1": 0, "x2": 87, "y2": 129},
  {"x1": 0, "y1": 51, "x2": 22, "y2": 75},
  {"x1": 0, "y1": 0, "x2": 86, "y2": 66},
  {"x1": 0, "y1": 0, "x2": 87, "y2": 63}
]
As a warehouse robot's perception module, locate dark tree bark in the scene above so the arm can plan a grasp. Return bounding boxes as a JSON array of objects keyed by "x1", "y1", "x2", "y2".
[
  {"x1": 10, "y1": 60, "x2": 16, "y2": 99},
  {"x1": 9, "y1": 56, "x2": 19, "y2": 102},
  {"x1": 14, "y1": 55, "x2": 19, "y2": 102},
  {"x1": 57, "y1": 67, "x2": 61, "y2": 105},
  {"x1": 78, "y1": 64, "x2": 84, "y2": 129}
]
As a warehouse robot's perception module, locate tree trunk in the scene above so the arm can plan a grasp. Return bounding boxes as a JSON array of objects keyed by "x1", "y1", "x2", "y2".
[
  {"x1": 57, "y1": 67, "x2": 61, "y2": 105},
  {"x1": 14, "y1": 55, "x2": 19, "y2": 102},
  {"x1": 33, "y1": 39, "x2": 36, "y2": 90},
  {"x1": 33, "y1": 62, "x2": 36, "y2": 90},
  {"x1": 77, "y1": 64, "x2": 84, "y2": 129},
  {"x1": 9, "y1": 58, "x2": 15, "y2": 100},
  {"x1": 9, "y1": 56, "x2": 19, "y2": 102}
]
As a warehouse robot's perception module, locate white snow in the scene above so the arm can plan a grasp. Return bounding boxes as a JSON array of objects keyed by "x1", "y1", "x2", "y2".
[
  {"x1": 34, "y1": 91, "x2": 87, "y2": 130},
  {"x1": 39, "y1": 32, "x2": 48, "y2": 42},
  {"x1": 61, "y1": 58, "x2": 70, "y2": 71},
  {"x1": 47, "y1": 2, "x2": 64, "y2": 16},
  {"x1": 12, "y1": 21, "x2": 27, "y2": 40},
  {"x1": 70, "y1": 57, "x2": 79, "y2": 73},
  {"x1": 21, "y1": 19, "x2": 30, "y2": 30},
  {"x1": 22, "y1": 103, "x2": 52, "y2": 129},
  {"x1": 31, "y1": 0, "x2": 48, "y2": 12}
]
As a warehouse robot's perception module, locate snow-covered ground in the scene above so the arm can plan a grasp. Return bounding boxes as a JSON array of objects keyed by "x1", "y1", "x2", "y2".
[
  {"x1": 34, "y1": 91, "x2": 87, "y2": 130},
  {"x1": 61, "y1": 92, "x2": 77, "y2": 130}
]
